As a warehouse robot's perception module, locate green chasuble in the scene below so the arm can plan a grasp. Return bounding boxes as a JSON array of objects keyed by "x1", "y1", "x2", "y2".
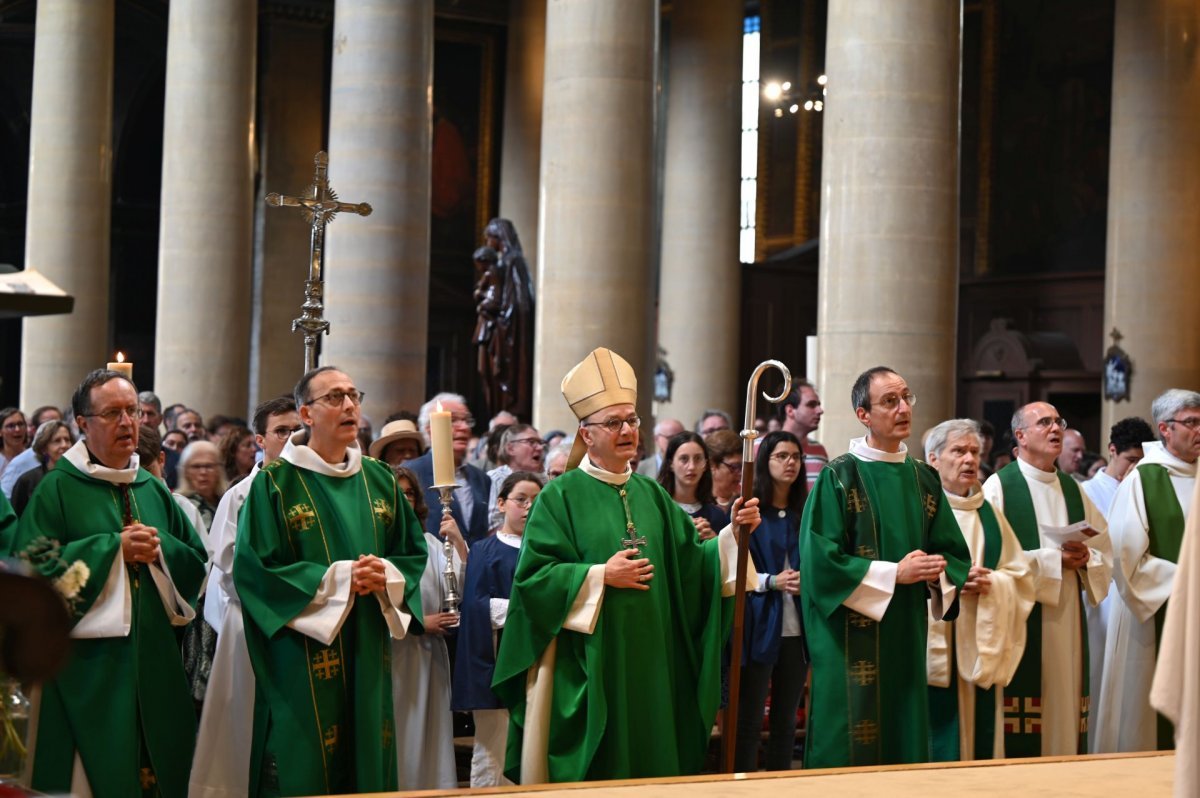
[
  {"x1": 0, "y1": 489, "x2": 15, "y2": 554},
  {"x1": 234, "y1": 447, "x2": 427, "y2": 797},
  {"x1": 12, "y1": 446, "x2": 207, "y2": 798},
  {"x1": 492, "y1": 465, "x2": 732, "y2": 783},
  {"x1": 800, "y1": 448, "x2": 970, "y2": 769}
]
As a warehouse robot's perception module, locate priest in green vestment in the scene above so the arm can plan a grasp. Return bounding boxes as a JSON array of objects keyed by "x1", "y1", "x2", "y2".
[
  {"x1": 12, "y1": 369, "x2": 208, "y2": 797},
  {"x1": 234, "y1": 366, "x2": 428, "y2": 797},
  {"x1": 800, "y1": 367, "x2": 971, "y2": 769},
  {"x1": 924, "y1": 419, "x2": 1034, "y2": 761},
  {"x1": 0, "y1": 489, "x2": 15, "y2": 554},
  {"x1": 492, "y1": 347, "x2": 762, "y2": 784},
  {"x1": 981, "y1": 401, "x2": 1112, "y2": 757}
]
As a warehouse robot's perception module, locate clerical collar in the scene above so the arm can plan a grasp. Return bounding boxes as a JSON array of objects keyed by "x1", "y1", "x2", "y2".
[
  {"x1": 1016, "y1": 455, "x2": 1058, "y2": 483},
  {"x1": 1140, "y1": 440, "x2": 1198, "y2": 478},
  {"x1": 849, "y1": 436, "x2": 908, "y2": 464},
  {"x1": 281, "y1": 435, "x2": 362, "y2": 478},
  {"x1": 578, "y1": 453, "x2": 632, "y2": 486},
  {"x1": 943, "y1": 483, "x2": 983, "y2": 511},
  {"x1": 64, "y1": 439, "x2": 139, "y2": 484}
]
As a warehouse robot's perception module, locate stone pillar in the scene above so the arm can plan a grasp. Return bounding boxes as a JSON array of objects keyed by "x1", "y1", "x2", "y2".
[
  {"x1": 154, "y1": 0, "x2": 256, "y2": 416},
  {"x1": 815, "y1": 0, "x2": 960, "y2": 456},
  {"x1": 324, "y1": 0, "x2": 432, "y2": 423},
  {"x1": 656, "y1": 0, "x2": 742, "y2": 428},
  {"x1": 498, "y1": 0, "x2": 546, "y2": 279},
  {"x1": 1101, "y1": 0, "x2": 1200, "y2": 434},
  {"x1": 532, "y1": 0, "x2": 659, "y2": 434},
  {"x1": 19, "y1": 0, "x2": 114, "y2": 410},
  {"x1": 250, "y1": 17, "x2": 329, "y2": 406}
]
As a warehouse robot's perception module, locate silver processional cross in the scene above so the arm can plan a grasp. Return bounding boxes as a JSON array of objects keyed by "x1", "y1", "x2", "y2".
[{"x1": 265, "y1": 151, "x2": 372, "y2": 373}]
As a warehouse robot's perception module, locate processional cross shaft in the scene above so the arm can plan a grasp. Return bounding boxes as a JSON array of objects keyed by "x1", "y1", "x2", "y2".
[{"x1": 265, "y1": 151, "x2": 372, "y2": 372}]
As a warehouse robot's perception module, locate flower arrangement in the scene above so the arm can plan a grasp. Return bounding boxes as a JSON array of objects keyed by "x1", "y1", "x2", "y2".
[{"x1": 17, "y1": 537, "x2": 90, "y2": 616}]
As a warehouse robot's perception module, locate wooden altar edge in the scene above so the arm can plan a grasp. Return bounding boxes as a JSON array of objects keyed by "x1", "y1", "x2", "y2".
[{"x1": 306, "y1": 750, "x2": 1173, "y2": 797}]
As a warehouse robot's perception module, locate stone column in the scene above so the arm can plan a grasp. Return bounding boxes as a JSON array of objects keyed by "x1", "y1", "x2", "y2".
[
  {"x1": 1101, "y1": 0, "x2": 1200, "y2": 434},
  {"x1": 154, "y1": 0, "x2": 256, "y2": 416},
  {"x1": 19, "y1": 0, "x2": 114, "y2": 410},
  {"x1": 656, "y1": 0, "x2": 742, "y2": 428},
  {"x1": 324, "y1": 0, "x2": 432, "y2": 423},
  {"x1": 815, "y1": 0, "x2": 960, "y2": 455},
  {"x1": 533, "y1": 0, "x2": 659, "y2": 434},
  {"x1": 498, "y1": 0, "x2": 546, "y2": 279},
  {"x1": 250, "y1": 16, "x2": 329, "y2": 405}
]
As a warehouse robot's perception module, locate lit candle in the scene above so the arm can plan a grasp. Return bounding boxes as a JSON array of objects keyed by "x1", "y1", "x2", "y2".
[
  {"x1": 107, "y1": 351, "x2": 133, "y2": 381},
  {"x1": 430, "y1": 401, "x2": 456, "y2": 487}
]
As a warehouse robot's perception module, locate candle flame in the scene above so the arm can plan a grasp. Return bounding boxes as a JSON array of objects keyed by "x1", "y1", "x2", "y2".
[
  {"x1": 436, "y1": 400, "x2": 443, "y2": 412},
  {"x1": 115, "y1": 351, "x2": 125, "y2": 363}
]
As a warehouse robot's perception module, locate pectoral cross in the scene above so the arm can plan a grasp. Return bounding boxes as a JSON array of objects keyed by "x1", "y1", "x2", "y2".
[
  {"x1": 616, "y1": 487, "x2": 646, "y2": 550},
  {"x1": 265, "y1": 151, "x2": 372, "y2": 372}
]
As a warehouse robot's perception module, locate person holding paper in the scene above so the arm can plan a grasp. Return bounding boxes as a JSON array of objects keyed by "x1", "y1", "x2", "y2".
[
  {"x1": 12, "y1": 369, "x2": 208, "y2": 797},
  {"x1": 1095, "y1": 389, "x2": 1200, "y2": 753},
  {"x1": 234, "y1": 366, "x2": 428, "y2": 796},
  {"x1": 924, "y1": 419, "x2": 1035, "y2": 761},
  {"x1": 800, "y1": 367, "x2": 971, "y2": 769},
  {"x1": 982, "y1": 401, "x2": 1112, "y2": 757}
]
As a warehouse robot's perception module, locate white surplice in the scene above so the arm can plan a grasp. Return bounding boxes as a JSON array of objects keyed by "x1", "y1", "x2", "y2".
[
  {"x1": 1150, "y1": 476, "x2": 1200, "y2": 797},
  {"x1": 391, "y1": 531, "x2": 462, "y2": 790},
  {"x1": 1096, "y1": 442, "x2": 1195, "y2": 753},
  {"x1": 928, "y1": 486, "x2": 1035, "y2": 759},
  {"x1": 982, "y1": 458, "x2": 1112, "y2": 756}
]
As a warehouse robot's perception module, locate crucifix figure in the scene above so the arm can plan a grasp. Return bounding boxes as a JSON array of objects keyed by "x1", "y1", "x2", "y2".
[
  {"x1": 265, "y1": 151, "x2": 372, "y2": 372},
  {"x1": 616, "y1": 486, "x2": 647, "y2": 551}
]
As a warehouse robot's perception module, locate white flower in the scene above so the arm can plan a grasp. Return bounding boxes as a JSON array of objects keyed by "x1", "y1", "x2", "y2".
[{"x1": 54, "y1": 560, "x2": 90, "y2": 600}]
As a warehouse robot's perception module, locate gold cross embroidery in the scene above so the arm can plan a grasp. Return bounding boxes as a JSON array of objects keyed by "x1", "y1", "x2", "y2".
[
  {"x1": 323, "y1": 724, "x2": 339, "y2": 754},
  {"x1": 852, "y1": 720, "x2": 879, "y2": 744},
  {"x1": 382, "y1": 719, "x2": 394, "y2": 749},
  {"x1": 850, "y1": 659, "x2": 878, "y2": 686},
  {"x1": 847, "y1": 487, "x2": 866, "y2": 514},
  {"x1": 311, "y1": 648, "x2": 341, "y2": 680},
  {"x1": 139, "y1": 767, "x2": 157, "y2": 790},
  {"x1": 373, "y1": 498, "x2": 393, "y2": 526},
  {"x1": 287, "y1": 503, "x2": 317, "y2": 532},
  {"x1": 849, "y1": 611, "x2": 874, "y2": 628},
  {"x1": 923, "y1": 492, "x2": 939, "y2": 519}
]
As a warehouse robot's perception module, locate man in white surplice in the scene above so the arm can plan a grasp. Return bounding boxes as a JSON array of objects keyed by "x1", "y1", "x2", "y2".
[
  {"x1": 925, "y1": 419, "x2": 1034, "y2": 760},
  {"x1": 189, "y1": 395, "x2": 299, "y2": 798},
  {"x1": 1096, "y1": 389, "x2": 1200, "y2": 754},
  {"x1": 982, "y1": 402, "x2": 1112, "y2": 757}
]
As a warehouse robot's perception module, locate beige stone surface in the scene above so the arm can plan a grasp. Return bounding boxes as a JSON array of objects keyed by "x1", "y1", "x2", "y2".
[
  {"x1": 498, "y1": 0, "x2": 546, "y2": 280},
  {"x1": 250, "y1": 21, "x2": 329, "y2": 406},
  {"x1": 815, "y1": 0, "x2": 961, "y2": 456},
  {"x1": 656, "y1": 0, "x2": 743, "y2": 430},
  {"x1": 20, "y1": 0, "x2": 114, "y2": 409},
  {"x1": 323, "y1": 0, "x2": 432, "y2": 424},
  {"x1": 532, "y1": 0, "x2": 659, "y2": 434},
  {"x1": 1102, "y1": 0, "x2": 1200, "y2": 434},
  {"x1": 154, "y1": 0, "x2": 256, "y2": 416}
]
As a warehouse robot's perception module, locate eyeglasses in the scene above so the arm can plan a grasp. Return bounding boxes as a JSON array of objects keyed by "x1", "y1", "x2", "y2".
[
  {"x1": 270, "y1": 425, "x2": 304, "y2": 440},
  {"x1": 716, "y1": 459, "x2": 743, "y2": 474},
  {"x1": 1165, "y1": 417, "x2": 1200, "y2": 430},
  {"x1": 187, "y1": 463, "x2": 219, "y2": 471},
  {"x1": 1029, "y1": 416, "x2": 1068, "y2": 431},
  {"x1": 2, "y1": 421, "x2": 26, "y2": 431},
  {"x1": 86, "y1": 406, "x2": 143, "y2": 424},
  {"x1": 874, "y1": 392, "x2": 916, "y2": 411},
  {"x1": 770, "y1": 452, "x2": 803, "y2": 464},
  {"x1": 451, "y1": 414, "x2": 475, "y2": 427},
  {"x1": 505, "y1": 495, "x2": 535, "y2": 508},
  {"x1": 307, "y1": 389, "x2": 365, "y2": 407},
  {"x1": 582, "y1": 416, "x2": 641, "y2": 434},
  {"x1": 508, "y1": 437, "x2": 546, "y2": 449}
]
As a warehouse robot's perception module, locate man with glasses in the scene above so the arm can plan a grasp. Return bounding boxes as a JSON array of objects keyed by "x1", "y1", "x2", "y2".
[
  {"x1": 486, "y1": 423, "x2": 545, "y2": 532},
  {"x1": 493, "y1": 347, "x2": 762, "y2": 783},
  {"x1": 982, "y1": 401, "x2": 1112, "y2": 757},
  {"x1": 409, "y1": 392, "x2": 492, "y2": 544},
  {"x1": 1095, "y1": 389, "x2": 1200, "y2": 754},
  {"x1": 637, "y1": 417, "x2": 684, "y2": 476},
  {"x1": 800, "y1": 366, "x2": 971, "y2": 769},
  {"x1": 12, "y1": 368, "x2": 207, "y2": 796}
]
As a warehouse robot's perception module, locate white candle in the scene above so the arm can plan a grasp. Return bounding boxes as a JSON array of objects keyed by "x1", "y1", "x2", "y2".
[
  {"x1": 430, "y1": 401, "x2": 456, "y2": 487},
  {"x1": 107, "y1": 351, "x2": 133, "y2": 382}
]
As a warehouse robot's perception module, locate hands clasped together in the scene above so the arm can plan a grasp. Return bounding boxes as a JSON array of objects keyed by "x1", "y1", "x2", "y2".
[{"x1": 121, "y1": 524, "x2": 160, "y2": 564}]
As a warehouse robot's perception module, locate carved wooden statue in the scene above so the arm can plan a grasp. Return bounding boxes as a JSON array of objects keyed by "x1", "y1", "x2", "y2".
[{"x1": 473, "y1": 218, "x2": 534, "y2": 419}]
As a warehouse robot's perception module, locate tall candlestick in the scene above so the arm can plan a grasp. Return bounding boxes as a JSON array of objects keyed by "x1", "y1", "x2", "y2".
[
  {"x1": 430, "y1": 401, "x2": 456, "y2": 487},
  {"x1": 107, "y1": 351, "x2": 133, "y2": 382}
]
